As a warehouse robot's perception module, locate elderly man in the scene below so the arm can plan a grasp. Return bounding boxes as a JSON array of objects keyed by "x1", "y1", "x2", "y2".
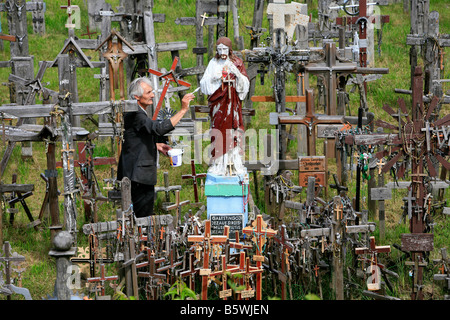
[
  {"x1": 117, "y1": 77, "x2": 195, "y2": 217},
  {"x1": 200, "y1": 37, "x2": 250, "y2": 175}
]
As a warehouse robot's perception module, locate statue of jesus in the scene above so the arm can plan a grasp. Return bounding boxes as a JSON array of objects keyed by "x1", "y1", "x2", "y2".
[{"x1": 200, "y1": 37, "x2": 250, "y2": 175}]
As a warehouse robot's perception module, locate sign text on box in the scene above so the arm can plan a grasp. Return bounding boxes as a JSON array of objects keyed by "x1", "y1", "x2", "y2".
[{"x1": 210, "y1": 214, "x2": 244, "y2": 237}]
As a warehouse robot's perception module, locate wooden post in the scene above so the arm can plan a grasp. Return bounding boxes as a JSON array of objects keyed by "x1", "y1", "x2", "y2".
[{"x1": 331, "y1": 196, "x2": 344, "y2": 300}]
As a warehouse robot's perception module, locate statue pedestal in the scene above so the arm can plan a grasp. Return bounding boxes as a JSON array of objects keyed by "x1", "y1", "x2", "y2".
[{"x1": 205, "y1": 171, "x2": 249, "y2": 237}]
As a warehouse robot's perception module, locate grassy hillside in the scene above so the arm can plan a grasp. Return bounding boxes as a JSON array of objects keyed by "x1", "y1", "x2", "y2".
[{"x1": 0, "y1": 0, "x2": 448, "y2": 300}]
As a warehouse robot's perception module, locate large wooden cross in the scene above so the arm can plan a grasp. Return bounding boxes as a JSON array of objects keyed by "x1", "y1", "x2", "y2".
[
  {"x1": 96, "y1": 30, "x2": 134, "y2": 101},
  {"x1": 188, "y1": 219, "x2": 228, "y2": 300},
  {"x1": 278, "y1": 89, "x2": 344, "y2": 156},
  {"x1": 305, "y1": 41, "x2": 357, "y2": 115},
  {"x1": 242, "y1": 214, "x2": 277, "y2": 300}
]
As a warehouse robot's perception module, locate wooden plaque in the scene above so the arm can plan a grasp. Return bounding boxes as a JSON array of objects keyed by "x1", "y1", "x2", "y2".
[
  {"x1": 401, "y1": 233, "x2": 434, "y2": 252},
  {"x1": 200, "y1": 268, "x2": 211, "y2": 276},
  {"x1": 299, "y1": 172, "x2": 325, "y2": 187},
  {"x1": 240, "y1": 289, "x2": 255, "y2": 298},
  {"x1": 219, "y1": 289, "x2": 232, "y2": 298},
  {"x1": 253, "y1": 255, "x2": 264, "y2": 262},
  {"x1": 299, "y1": 156, "x2": 326, "y2": 172},
  {"x1": 370, "y1": 187, "x2": 392, "y2": 200}
]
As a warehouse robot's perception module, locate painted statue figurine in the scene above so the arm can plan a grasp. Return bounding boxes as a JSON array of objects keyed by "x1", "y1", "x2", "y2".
[{"x1": 200, "y1": 37, "x2": 250, "y2": 175}]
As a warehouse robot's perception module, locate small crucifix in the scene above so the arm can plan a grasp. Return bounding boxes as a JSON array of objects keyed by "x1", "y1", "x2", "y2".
[
  {"x1": 376, "y1": 158, "x2": 385, "y2": 175},
  {"x1": 200, "y1": 12, "x2": 209, "y2": 26},
  {"x1": 221, "y1": 66, "x2": 235, "y2": 99}
]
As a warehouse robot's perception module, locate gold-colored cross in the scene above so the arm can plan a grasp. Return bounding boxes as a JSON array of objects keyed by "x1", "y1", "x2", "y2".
[
  {"x1": 200, "y1": 12, "x2": 208, "y2": 26},
  {"x1": 377, "y1": 158, "x2": 385, "y2": 175}
]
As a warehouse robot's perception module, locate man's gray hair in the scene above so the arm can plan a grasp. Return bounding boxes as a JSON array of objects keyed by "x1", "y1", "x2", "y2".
[{"x1": 128, "y1": 77, "x2": 153, "y2": 99}]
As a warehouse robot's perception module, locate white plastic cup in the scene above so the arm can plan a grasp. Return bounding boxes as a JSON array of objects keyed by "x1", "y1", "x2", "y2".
[{"x1": 167, "y1": 149, "x2": 183, "y2": 167}]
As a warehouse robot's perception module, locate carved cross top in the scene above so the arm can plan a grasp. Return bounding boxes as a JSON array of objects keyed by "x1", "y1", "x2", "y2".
[
  {"x1": 188, "y1": 220, "x2": 228, "y2": 247},
  {"x1": 242, "y1": 215, "x2": 277, "y2": 257},
  {"x1": 355, "y1": 236, "x2": 391, "y2": 256}
]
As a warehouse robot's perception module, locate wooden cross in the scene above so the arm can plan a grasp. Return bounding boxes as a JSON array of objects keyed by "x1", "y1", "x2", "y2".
[
  {"x1": 87, "y1": 263, "x2": 119, "y2": 297},
  {"x1": 240, "y1": 256, "x2": 264, "y2": 300},
  {"x1": 210, "y1": 254, "x2": 240, "y2": 300},
  {"x1": 334, "y1": 201, "x2": 344, "y2": 221},
  {"x1": 147, "y1": 56, "x2": 191, "y2": 120},
  {"x1": 376, "y1": 158, "x2": 385, "y2": 175},
  {"x1": 60, "y1": 0, "x2": 76, "y2": 30},
  {"x1": 242, "y1": 214, "x2": 277, "y2": 300},
  {"x1": 164, "y1": 190, "x2": 190, "y2": 229},
  {"x1": 70, "y1": 234, "x2": 114, "y2": 278},
  {"x1": 188, "y1": 219, "x2": 228, "y2": 300},
  {"x1": 0, "y1": 241, "x2": 25, "y2": 300},
  {"x1": 228, "y1": 251, "x2": 248, "y2": 299},
  {"x1": 8, "y1": 173, "x2": 40, "y2": 230},
  {"x1": 273, "y1": 225, "x2": 294, "y2": 300},
  {"x1": 355, "y1": 236, "x2": 391, "y2": 291},
  {"x1": 336, "y1": 0, "x2": 390, "y2": 69},
  {"x1": 81, "y1": 26, "x2": 97, "y2": 39},
  {"x1": 329, "y1": 173, "x2": 348, "y2": 196},
  {"x1": 278, "y1": 89, "x2": 344, "y2": 155},
  {"x1": 432, "y1": 248, "x2": 450, "y2": 290},
  {"x1": 182, "y1": 160, "x2": 207, "y2": 206},
  {"x1": 155, "y1": 171, "x2": 181, "y2": 205},
  {"x1": 405, "y1": 255, "x2": 428, "y2": 295},
  {"x1": 156, "y1": 240, "x2": 183, "y2": 285},
  {"x1": 305, "y1": 41, "x2": 357, "y2": 115},
  {"x1": 178, "y1": 252, "x2": 199, "y2": 291},
  {"x1": 95, "y1": 30, "x2": 135, "y2": 101},
  {"x1": 137, "y1": 247, "x2": 166, "y2": 300}
]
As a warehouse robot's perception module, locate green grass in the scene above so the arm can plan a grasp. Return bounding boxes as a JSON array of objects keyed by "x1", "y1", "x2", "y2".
[{"x1": 0, "y1": 0, "x2": 449, "y2": 300}]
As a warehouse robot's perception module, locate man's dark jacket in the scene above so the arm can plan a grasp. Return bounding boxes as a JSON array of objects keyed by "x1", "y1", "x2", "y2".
[{"x1": 117, "y1": 107, "x2": 174, "y2": 186}]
